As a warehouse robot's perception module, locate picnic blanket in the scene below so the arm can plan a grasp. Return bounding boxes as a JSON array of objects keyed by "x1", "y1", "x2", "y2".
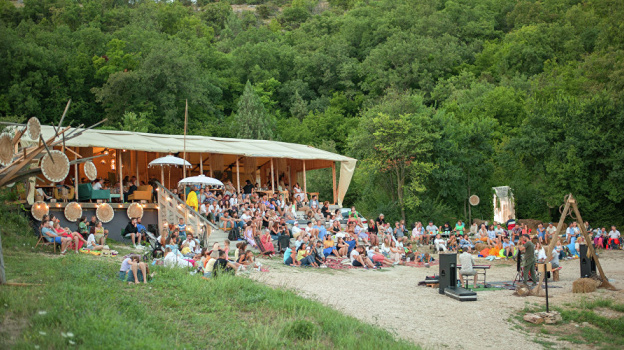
[{"x1": 405, "y1": 260, "x2": 439, "y2": 268}]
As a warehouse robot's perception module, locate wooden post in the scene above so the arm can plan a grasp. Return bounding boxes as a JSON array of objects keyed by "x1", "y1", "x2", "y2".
[
  {"x1": 0, "y1": 230, "x2": 6, "y2": 284},
  {"x1": 145, "y1": 152, "x2": 149, "y2": 182},
  {"x1": 303, "y1": 160, "x2": 307, "y2": 195},
  {"x1": 287, "y1": 160, "x2": 292, "y2": 190},
  {"x1": 332, "y1": 161, "x2": 336, "y2": 205},
  {"x1": 183, "y1": 100, "x2": 188, "y2": 223},
  {"x1": 74, "y1": 147, "x2": 79, "y2": 201},
  {"x1": 270, "y1": 158, "x2": 275, "y2": 192},
  {"x1": 183, "y1": 100, "x2": 188, "y2": 203},
  {"x1": 209, "y1": 154, "x2": 213, "y2": 177},
  {"x1": 200, "y1": 153, "x2": 203, "y2": 174},
  {"x1": 135, "y1": 150, "x2": 139, "y2": 184},
  {"x1": 160, "y1": 167, "x2": 164, "y2": 186},
  {"x1": 118, "y1": 150, "x2": 123, "y2": 203},
  {"x1": 236, "y1": 157, "x2": 240, "y2": 194}
]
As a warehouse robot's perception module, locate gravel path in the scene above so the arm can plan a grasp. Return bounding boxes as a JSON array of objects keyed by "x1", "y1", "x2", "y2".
[{"x1": 251, "y1": 250, "x2": 624, "y2": 349}]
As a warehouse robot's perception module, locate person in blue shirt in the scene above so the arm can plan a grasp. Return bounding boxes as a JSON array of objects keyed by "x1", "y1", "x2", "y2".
[
  {"x1": 136, "y1": 217, "x2": 147, "y2": 233},
  {"x1": 178, "y1": 218, "x2": 187, "y2": 241},
  {"x1": 313, "y1": 219, "x2": 327, "y2": 240}
]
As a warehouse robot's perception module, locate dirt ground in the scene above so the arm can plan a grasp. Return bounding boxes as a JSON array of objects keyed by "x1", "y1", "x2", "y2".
[{"x1": 251, "y1": 250, "x2": 624, "y2": 349}]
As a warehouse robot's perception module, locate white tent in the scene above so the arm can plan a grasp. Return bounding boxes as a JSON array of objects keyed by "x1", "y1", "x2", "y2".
[{"x1": 29, "y1": 125, "x2": 357, "y2": 205}]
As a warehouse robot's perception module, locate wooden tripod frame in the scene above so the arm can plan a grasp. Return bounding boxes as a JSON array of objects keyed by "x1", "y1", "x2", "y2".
[{"x1": 534, "y1": 194, "x2": 616, "y2": 294}]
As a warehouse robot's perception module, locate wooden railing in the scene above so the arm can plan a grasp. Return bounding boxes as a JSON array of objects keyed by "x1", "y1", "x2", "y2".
[{"x1": 154, "y1": 181, "x2": 215, "y2": 246}]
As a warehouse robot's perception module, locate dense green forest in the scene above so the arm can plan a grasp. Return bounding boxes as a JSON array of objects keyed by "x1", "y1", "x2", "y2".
[{"x1": 1, "y1": 0, "x2": 623, "y2": 225}]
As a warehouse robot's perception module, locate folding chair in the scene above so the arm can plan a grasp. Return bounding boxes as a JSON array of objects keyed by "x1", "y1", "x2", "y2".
[{"x1": 35, "y1": 229, "x2": 57, "y2": 253}]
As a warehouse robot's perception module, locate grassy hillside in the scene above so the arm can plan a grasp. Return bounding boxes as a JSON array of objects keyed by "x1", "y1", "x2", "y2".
[{"x1": 0, "y1": 233, "x2": 416, "y2": 349}]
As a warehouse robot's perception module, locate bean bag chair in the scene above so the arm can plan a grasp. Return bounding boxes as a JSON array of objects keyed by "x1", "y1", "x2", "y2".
[
  {"x1": 498, "y1": 248, "x2": 506, "y2": 258},
  {"x1": 489, "y1": 247, "x2": 500, "y2": 257},
  {"x1": 479, "y1": 248, "x2": 489, "y2": 257},
  {"x1": 567, "y1": 242, "x2": 578, "y2": 257}
]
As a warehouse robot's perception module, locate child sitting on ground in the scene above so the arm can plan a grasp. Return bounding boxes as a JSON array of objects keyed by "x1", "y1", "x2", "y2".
[
  {"x1": 119, "y1": 255, "x2": 148, "y2": 284},
  {"x1": 86, "y1": 231, "x2": 104, "y2": 251}
]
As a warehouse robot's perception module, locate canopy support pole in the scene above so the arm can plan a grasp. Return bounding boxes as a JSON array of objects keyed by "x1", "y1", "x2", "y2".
[
  {"x1": 209, "y1": 154, "x2": 213, "y2": 177},
  {"x1": 182, "y1": 103, "x2": 187, "y2": 199},
  {"x1": 118, "y1": 150, "x2": 123, "y2": 203},
  {"x1": 144, "y1": 152, "x2": 148, "y2": 182},
  {"x1": 236, "y1": 157, "x2": 240, "y2": 194},
  {"x1": 303, "y1": 160, "x2": 307, "y2": 195},
  {"x1": 270, "y1": 158, "x2": 275, "y2": 193},
  {"x1": 135, "y1": 150, "x2": 139, "y2": 184},
  {"x1": 287, "y1": 161, "x2": 292, "y2": 191},
  {"x1": 74, "y1": 147, "x2": 79, "y2": 200},
  {"x1": 332, "y1": 162, "x2": 336, "y2": 205},
  {"x1": 160, "y1": 167, "x2": 164, "y2": 186},
  {"x1": 200, "y1": 153, "x2": 203, "y2": 174}
]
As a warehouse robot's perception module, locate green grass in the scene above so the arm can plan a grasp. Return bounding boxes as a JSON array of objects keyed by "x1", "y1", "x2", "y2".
[
  {"x1": 516, "y1": 297, "x2": 624, "y2": 350},
  {"x1": 0, "y1": 237, "x2": 418, "y2": 349}
]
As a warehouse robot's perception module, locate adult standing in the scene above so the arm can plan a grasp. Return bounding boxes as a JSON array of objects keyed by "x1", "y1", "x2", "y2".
[{"x1": 519, "y1": 234, "x2": 537, "y2": 285}]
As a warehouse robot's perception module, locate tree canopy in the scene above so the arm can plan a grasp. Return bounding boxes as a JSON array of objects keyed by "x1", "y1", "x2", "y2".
[{"x1": 1, "y1": 0, "x2": 623, "y2": 225}]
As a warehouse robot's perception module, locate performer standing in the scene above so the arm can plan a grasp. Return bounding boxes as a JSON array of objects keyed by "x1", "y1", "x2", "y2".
[{"x1": 518, "y1": 234, "x2": 537, "y2": 285}]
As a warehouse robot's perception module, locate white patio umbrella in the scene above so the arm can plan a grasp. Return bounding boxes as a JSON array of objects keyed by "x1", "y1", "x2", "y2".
[
  {"x1": 178, "y1": 175, "x2": 224, "y2": 188},
  {"x1": 149, "y1": 155, "x2": 191, "y2": 189}
]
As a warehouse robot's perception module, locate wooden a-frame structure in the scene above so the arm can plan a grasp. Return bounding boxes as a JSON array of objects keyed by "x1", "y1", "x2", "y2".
[{"x1": 533, "y1": 194, "x2": 616, "y2": 296}]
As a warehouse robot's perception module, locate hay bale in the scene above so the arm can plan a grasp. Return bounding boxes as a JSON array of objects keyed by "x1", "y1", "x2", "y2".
[
  {"x1": 514, "y1": 283, "x2": 531, "y2": 297},
  {"x1": 517, "y1": 219, "x2": 542, "y2": 232},
  {"x1": 572, "y1": 278, "x2": 599, "y2": 293},
  {"x1": 474, "y1": 243, "x2": 488, "y2": 252}
]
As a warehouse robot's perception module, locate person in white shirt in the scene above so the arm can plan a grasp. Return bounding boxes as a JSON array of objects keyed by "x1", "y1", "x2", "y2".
[
  {"x1": 350, "y1": 245, "x2": 375, "y2": 268},
  {"x1": 208, "y1": 203, "x2": 220, "y2": 223},
  {"x1": 86, "y1": 233, "x2": 103, "y2": 251},
  {"x1": 163, "y1": 247, "x2": 193, "y2": 268},
  {"x1": 199, "y1": 202, "x2": 208, "y2": 216},
  {"x1": 425, "y1": 222, "x2": 438, "y2": 245},
  {"x1": 536, "y1": 242, "x2": 547, "y2": 262},
  {"x1": 291, "y1": 222, "x2": 303, "y2": 238},
  {"x1": 434, "y1": 233, "x2": 447, "y2": 252},
  {"x1": 608, "y1": 226, "x2": 621, "y2": 249},
  {"x1": 92, "y1": 178, "x2": 104, "y2": 190},
  {"x1": 546, "y1": 222, "x2": 557, "y2": 239},
  {"x1": 494, "y1": 224, "x2": 505, "y2": 237},
  {"x1": 458, "y1": 249, "x2": 477, "y2": 287},
  {"x1": 229, "y1": 193, "x2": 239, "y2": 207},
  {"x1": 183, "y1": 234, "x2": 200, "y2": 254}
]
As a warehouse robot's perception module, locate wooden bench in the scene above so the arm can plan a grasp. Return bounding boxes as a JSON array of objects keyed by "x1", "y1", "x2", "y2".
[{"x1": 457, "y1": 264, "x2": 491, "y2": 286}]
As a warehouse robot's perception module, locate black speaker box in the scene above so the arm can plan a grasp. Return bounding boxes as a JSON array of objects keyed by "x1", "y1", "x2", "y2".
[
  {"x1": 579, "y1": 244, "x2": 597, "y2": 278},
  {"x1": 439, "y1": 253, "x2": 457, "y2": 294}
]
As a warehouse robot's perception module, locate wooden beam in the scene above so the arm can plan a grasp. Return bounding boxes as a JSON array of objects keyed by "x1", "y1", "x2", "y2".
[
  {"x1": 118, "y1": 150, "x2": 123, "y2": 203},
  {"x1": 270, "y1": 158, "x2": 275, "y2": 192},
  {"x1": 74, "y1": 148, "x2": 79, "y2": 201},
  {"x1": 236, "y1": 157, "x2": 240, "y2": 194},
  {"x1": 303, "y1": 160, "x2": 307, "y2": 194},
  {"x1": 332, "y1": 162, "x2": 336, "y2": 205}
]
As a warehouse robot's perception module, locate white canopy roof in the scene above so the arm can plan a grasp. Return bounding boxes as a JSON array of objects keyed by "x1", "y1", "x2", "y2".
[
  {"x1": 33, "y1": 125, "x2": 354, "y2": 162},
  {"x1": 25, "y1": 125, "x2": 357, "y2": 206}
]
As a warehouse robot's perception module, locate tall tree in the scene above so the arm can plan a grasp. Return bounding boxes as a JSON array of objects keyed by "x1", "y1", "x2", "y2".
[
  {"x1": 233, "y1": 81, "x2": 275, "y2": 140},
  {"x1": 351, "y1": 93, "x2": 439, "y2": 222}
]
